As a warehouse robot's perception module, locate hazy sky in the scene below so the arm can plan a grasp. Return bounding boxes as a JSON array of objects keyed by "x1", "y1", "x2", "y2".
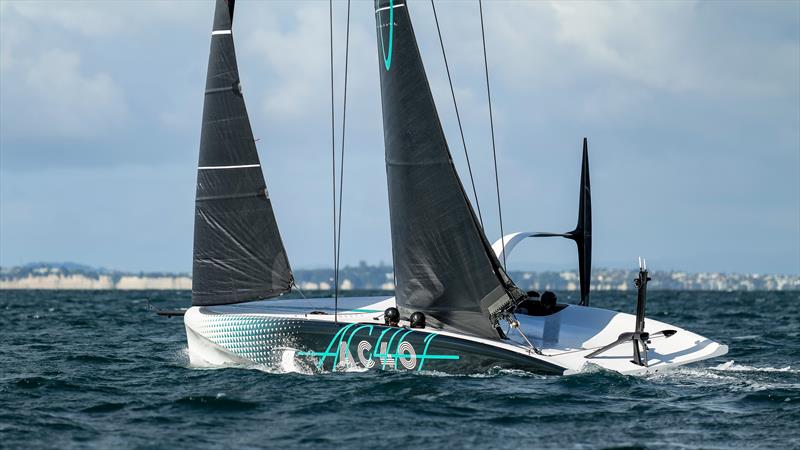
[{"x1": 1, "y1": 0, "x2": 798, "y2": 274}]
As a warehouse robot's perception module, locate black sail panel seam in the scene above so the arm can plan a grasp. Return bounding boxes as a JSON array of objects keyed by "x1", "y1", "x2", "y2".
[{"x1": 195, "y1": 190, "x2": 266, "y2": 202}]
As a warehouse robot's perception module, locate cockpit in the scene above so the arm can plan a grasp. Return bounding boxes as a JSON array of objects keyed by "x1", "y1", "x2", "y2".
[{"x1": 514, "y1": 291, "x2": 567, "y2": 316}]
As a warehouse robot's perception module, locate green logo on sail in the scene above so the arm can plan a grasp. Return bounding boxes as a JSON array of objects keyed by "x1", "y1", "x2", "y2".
[{"x1": 379, "y1": 0, "x2": 395, "y2": 71}]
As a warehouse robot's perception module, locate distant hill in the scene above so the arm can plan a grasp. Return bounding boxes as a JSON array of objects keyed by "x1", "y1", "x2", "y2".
[{"x1": 0, "y1": 262, "x2": 797, "y2": 291}]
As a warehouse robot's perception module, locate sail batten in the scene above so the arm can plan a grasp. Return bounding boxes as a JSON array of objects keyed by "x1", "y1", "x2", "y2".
[
  {"x1": 192, "y1": 0, "x2": 292, "y2": 306},
  {"x1": 374, "y1": 0, "x2": 522, "y2": 340}
]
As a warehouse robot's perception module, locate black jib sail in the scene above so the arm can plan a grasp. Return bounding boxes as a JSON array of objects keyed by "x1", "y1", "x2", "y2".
[
  {"x1": 192, "y1": 0, "x2": 293, "y2": 306},
  {"x1": 374, "y1": 0, "x2": 524, "y2": 340}
]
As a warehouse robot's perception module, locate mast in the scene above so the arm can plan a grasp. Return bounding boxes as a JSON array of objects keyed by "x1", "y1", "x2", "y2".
[
  {"x1": 373, "y1": 0, "x2": 524, "y2": 339},
  {"x1": 191, "y1": 0, "x2": 293, "y2": 306}
]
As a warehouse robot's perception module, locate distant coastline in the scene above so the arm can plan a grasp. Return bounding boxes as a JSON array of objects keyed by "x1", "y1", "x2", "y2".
[
  {"x1": 1, "y1": 262, "x2": 797, "y2": 291},
  {"x1": 0, "y1": 263, "x2": 192, "y2": 290}
]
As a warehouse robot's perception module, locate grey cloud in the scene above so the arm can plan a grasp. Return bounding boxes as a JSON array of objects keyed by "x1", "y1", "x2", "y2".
[{"x1": 0, "y1": 0, "x2": 797, "y2": 274}]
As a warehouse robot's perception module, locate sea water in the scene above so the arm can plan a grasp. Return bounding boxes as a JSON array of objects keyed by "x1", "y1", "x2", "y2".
[{"x1": 1, "y1": 290, "x2": 798, "y2": 449}]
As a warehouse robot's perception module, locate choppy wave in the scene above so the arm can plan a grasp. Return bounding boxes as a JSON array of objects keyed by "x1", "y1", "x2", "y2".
[
  {"x1": 712, "y1": 360, "x2": 795, "y2": 373},
  {"x1": 1, "y1": 290, "x2": 798, "y2": 449}
]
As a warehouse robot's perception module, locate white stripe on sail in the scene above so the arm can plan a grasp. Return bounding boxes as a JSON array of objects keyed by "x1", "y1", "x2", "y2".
[
  {"x1": 198, "y1": 164, "x2": 260, "y2": 170},
  {"x1": 375, "y1": 3, "x2": 405, "y2": 13},
  {"x1": 211, "y1": 30, "x2": 232, "y2": 36}
]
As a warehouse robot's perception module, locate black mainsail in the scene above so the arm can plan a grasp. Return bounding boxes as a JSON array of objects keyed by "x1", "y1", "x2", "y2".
[
  {"x1": 192, "y1": 0, "x2": 292, "y2": 306},
  {"x1": 374, "y1": 0, "x2": 524, "y2": 339}
]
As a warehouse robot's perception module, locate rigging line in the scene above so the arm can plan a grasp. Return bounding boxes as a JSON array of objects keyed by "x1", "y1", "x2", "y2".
[
  {"x1": 517, "y1": 327, "x2": 543, "y2": 355},
  {"x1": 292, "y1": 281, "x2": 307, "y2": 299},
  {"x1": 329, "y1": 0, "x2": 338, "y2": 323},
  {"x1": 478, "y1": 0, "x2": 506, "y2": 270},
  {"x1": 430, "y1": 0, "x2": 484, "y2": 229},
  {"x1": 508, "y1": 314, "x2": 542, "y2": 355},
  {"x1": 335, "y1": 0, "x2": 351, "y2": 321},
  {"x1": 293, "y1": 279, "x2": 312, "y2": 320}
]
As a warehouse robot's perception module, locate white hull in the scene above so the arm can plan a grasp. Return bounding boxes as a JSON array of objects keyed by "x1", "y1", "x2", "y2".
[{"x1": 184, "y1": 296, "x2": 727, "y2": 375}]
